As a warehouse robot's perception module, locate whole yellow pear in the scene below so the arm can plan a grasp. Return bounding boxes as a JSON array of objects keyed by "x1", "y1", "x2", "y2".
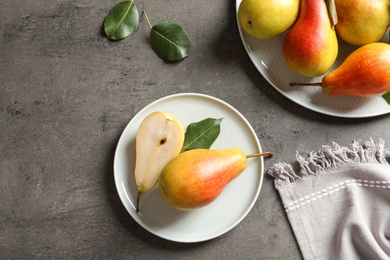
[
  {"x1": 238, "y1": 0, "x2": 300, "y2": 39},
  {"x1": 335, "y1": 0, "x2": 390, "y2": 46}
]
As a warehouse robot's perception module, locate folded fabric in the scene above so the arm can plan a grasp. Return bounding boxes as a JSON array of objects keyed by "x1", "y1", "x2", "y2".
[{"x1": 268, "y1": 139, "x2": 390, "y2": 260}]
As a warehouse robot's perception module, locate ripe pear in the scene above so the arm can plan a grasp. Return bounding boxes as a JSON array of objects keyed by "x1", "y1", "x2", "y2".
[
  {"x1": 282, "y1": 0, "x2": 338, "y2": 77},
  {"x1": 290, "y1": 43, "x2": 390, "y2": 97},
  {"x1": 134, "y1": 111, "x2": 184, "y2": 212},
  {"x1": 238, "y1": 0, "x2": 300, "y2": 39},
  {"x1": 158, "y1": 148, "x2": 274, "y2": 210},
  {"x1": 334, "y1": 0, "x2": 390, "y2": 46}
]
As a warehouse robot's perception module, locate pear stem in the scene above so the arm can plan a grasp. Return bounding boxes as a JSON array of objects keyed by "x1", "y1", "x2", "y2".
[
  {"x1": 325, "y1": 0, "x2": 338, "y2": 29},
  {"x1": 290, "y1": 82, "x2": 322, "y2": 87},
  {"x1": 136, "y1": 192, "x2": 143, "y2": 213},
  {"x1": 246, "y1": 151, "x2": 274, "y2": 159},
  {"x1": 143, "y1": 11, "x2": 153, "y2": 29}
]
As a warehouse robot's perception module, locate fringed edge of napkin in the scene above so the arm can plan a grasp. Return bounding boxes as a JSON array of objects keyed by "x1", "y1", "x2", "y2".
[{"x1": 268, "y1": 138, "x2": 390, "y2": 189}]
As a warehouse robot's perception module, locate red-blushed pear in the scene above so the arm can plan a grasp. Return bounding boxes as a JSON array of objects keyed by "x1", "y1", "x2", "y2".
[
  {"x1": 134, "y1": 111, "x2": 184, "y2": 213},
  {"x1": 282, "y1": 0, "x2": 338, "y2": 77},
  {"x1": 158, "y1": 148, "x2": 274, "y2": 211},
  {"x1": 290, "y1": 43, "x2": 390, "y2": 97},
  {"x1": 334, "y1": 0, "x2": 390, "y2": 46}
]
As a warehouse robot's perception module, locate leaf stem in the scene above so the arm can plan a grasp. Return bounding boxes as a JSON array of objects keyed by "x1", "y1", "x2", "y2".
[{"x1": 143, "y1": 10, "x2": 153, "y2": 29}]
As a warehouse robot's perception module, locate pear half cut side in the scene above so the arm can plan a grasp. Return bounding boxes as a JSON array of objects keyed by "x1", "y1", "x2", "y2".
[{"x1": 134, "y1": 111, "x2": 184, "y2": 213}]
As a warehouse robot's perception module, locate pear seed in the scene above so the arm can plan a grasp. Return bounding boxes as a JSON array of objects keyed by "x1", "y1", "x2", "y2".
[{"x1": 160, "y1": 138, "x2": 167, "y2": 145}]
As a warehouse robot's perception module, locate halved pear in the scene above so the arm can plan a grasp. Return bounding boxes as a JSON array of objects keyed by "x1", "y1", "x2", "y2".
[{"x1": 134, "y1": 111, "x2": 184, "y2": 212}]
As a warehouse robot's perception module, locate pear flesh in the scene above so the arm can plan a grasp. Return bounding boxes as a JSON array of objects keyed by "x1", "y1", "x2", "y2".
[
  {"x1": 158, "y1": 148, "x2": 267, "y2": 211},
  {"x1": 134, "y1": 111, "x2": 184, "y2": 212}
]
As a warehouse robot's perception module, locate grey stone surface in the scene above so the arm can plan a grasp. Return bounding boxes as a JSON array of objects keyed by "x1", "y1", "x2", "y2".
[{"x1": 1, "y1": 0, "x2": 390, "y2": 259}]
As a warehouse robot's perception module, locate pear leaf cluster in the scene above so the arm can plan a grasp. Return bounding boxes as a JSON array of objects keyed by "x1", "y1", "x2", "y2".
[
  {"x1": 183, "y1": 118, "x2": 223, "y2": 151},
  {"x1": 103, "y1": 0, "x2": 191, "y2": 62}
]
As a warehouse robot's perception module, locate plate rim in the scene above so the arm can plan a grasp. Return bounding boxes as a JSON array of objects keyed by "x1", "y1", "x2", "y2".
[{"x1": 113, "y1": 92, "x2": 264, "y2": 243}]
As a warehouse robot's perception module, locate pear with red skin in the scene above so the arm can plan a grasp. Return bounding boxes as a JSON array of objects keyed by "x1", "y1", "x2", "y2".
[
  {"x1": 158, "y1": 148, "x2": 273, "y2": 210},
  {"x1": 323, "y1": 43, "x2": 390, "y2": 96},
  {"x1": 291, "y1": 43, "x2": 390, "y2": 97},
  {"x1": 282, "y1": 0, "x2": 338, "y2": 77}
]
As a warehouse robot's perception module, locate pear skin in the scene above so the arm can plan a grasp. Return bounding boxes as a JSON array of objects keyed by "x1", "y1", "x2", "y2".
[
  {"x1": 282, "y1": 0, "x2": 338, "y2": 77},
  {"x1": 158, "y1": 148, "x2": 248, "y2": 210},
  {"x1": 238, "y1": 0, "x2": 300, "y2": 39},
  {"x1": 321, "y1": 43, "x2": 390, "y2": 97},
  {"x1": 335, "y1": 0, "x2": 390, "y2": 46},
  {"x1": 134, "y1": 111, "x2": 184, "y2": 212}
]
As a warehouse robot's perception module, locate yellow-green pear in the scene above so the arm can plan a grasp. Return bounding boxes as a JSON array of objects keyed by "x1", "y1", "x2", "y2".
[
  {"x1": 134, "y1": 111, "x2": 184, "y2": 212},
  {"x1": 335, "y1": 0, "x2": 390, "y2": 46},
  {"x1": 158, "y1": 148, "x2": 274, "y2": 210},
  {"x1": 238, "y1": 0, "x2": 300, "y2": 39}
]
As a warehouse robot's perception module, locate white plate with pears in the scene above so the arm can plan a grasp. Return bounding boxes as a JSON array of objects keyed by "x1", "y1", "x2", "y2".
[
  {"x1": 113, "y1": 93, "x2": 266, "y2": 243},
  {"x1": 236, "y1": 0, "x2": 390, "y2": 118}
]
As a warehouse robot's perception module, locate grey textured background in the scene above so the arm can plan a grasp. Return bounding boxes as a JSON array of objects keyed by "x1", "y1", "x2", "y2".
[{"x1": 1, "y1": 0, "x2": 389, "y2": 259}]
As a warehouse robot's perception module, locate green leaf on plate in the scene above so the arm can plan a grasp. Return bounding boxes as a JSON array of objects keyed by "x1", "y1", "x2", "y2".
[
  {"x1": 183, "y1": 118, "x2": 223, "y2": 151},
  {"x1": 104, "y1": 0, "x2": 139, "y2": 40},
  {"x1": 382, "y1": 92, "x2": 390, "y2": 105},
  {"x1": 150, "y1": 21, "x2": 191, "y2": 61}
]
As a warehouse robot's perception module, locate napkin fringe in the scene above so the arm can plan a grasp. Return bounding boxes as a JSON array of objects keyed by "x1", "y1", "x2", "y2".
[{"x1": 268, "y1": 138, "x2": 390, "y2": 188}]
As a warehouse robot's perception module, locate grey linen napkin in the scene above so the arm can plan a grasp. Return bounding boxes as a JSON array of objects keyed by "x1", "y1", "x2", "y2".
[{"x1": 268, "y1": 139, "x2": 390, "y2": 260}]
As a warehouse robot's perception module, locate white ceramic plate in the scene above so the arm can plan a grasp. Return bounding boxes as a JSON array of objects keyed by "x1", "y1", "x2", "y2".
[
  {"x1": 236, "y1": 0, "x2": 390, "y2": 118},
  {"x1": 113, "y1": 93, "x2": 264, "y2": 243}
]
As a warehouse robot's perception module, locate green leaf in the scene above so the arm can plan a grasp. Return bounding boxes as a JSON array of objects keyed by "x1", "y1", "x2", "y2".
[
  {"x1": 382, "y1": 92, "x2": 390, "y2": 105},
  {"x1": 150, "y1": 21, "x2": 191, "y2": 61},
  {"x1": 104, "y1": 1, "x2": 139, "y2": 40},
  {"x1": 183, "y1": 118, "x2": 223, "y2": 151}
]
